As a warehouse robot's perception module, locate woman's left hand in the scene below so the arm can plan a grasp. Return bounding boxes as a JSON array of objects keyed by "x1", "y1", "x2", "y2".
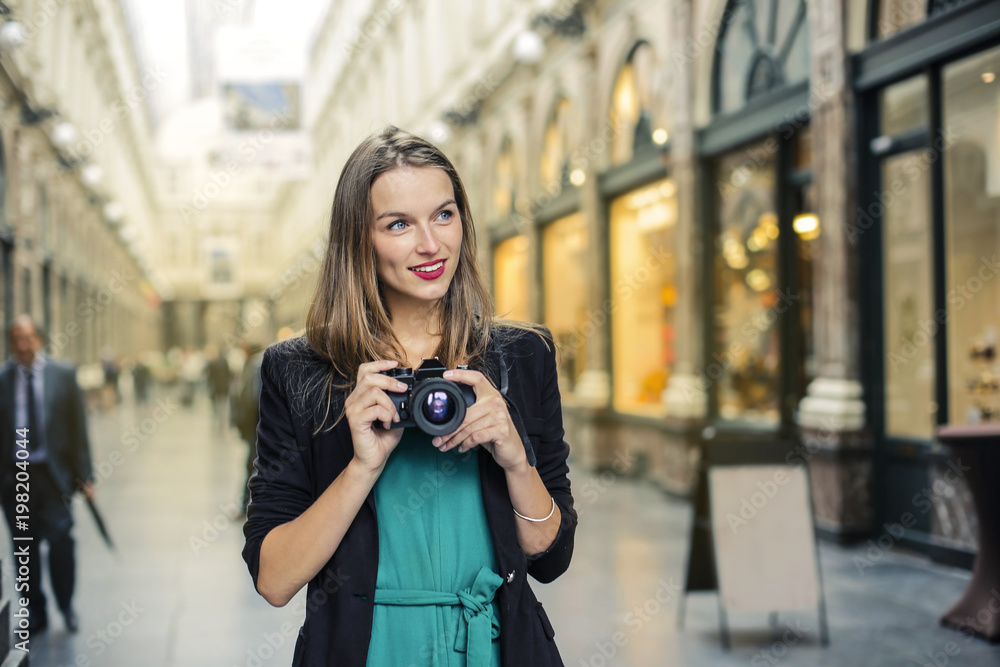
[{"x1": 432, "y1": 369, "x2": 527, "y2": 471}]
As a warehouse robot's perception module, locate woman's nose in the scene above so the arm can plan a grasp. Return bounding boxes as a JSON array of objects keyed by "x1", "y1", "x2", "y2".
[{"x1": 415, "y1": 224, "x2": 441, "y2": 254}]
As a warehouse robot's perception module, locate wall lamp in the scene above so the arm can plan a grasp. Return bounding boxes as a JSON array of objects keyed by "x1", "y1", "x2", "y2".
[
  {"x1": 443, "y1": 105, "x2": 479, "y2": 127},
  {"x1": 530, "y1": 2, "x2": 588, "y2": 39},
  {"x1": 20, "y1": 101, "x2": 57, "y2": 125},
  {"x1": 0, "y1": 2, "x2": 27, "y2": 52}
]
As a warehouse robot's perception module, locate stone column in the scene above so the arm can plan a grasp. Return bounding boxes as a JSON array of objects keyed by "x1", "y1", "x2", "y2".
[
  {"x1": 522, "y1": 96, "x2": 543, "y2": 326},
  {"x1": 662, "y1": 0, "x2": 706, "y2": 421},
  {"x1": 797, "y1": 0, "x2": 871, "y2": 538},
  {"x1": 573, "y1": 42, "x2": 611, "y2": 408}
]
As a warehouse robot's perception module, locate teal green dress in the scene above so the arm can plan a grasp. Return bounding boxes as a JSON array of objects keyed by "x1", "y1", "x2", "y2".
[{"x1": 366, "y1": 430, "x2": 504, "y2": 667}]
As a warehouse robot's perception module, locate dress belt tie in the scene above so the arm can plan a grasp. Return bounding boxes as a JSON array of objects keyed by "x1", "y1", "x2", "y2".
[{"x1": 373, "y1": 566, "x2": 503, "y2": 666}]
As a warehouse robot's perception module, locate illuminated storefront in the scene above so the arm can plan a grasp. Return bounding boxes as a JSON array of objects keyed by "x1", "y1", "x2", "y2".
[
  {"x1": 699, "y1": 0, "x2": 818, "y2": 446},
  {"x1": 855, "y1": 0, "x2": 1000, "y2": 564},
  {"x1": 493, "y1": 234, "x2": 531, "y2": 322},
  {"x1": 609, "y1": 179, "x2": 677, "y2": 415},
  {"x1": 459, "y1": 0, "x2": 998, "y2": 563},
  {"x1": 542, "y1": 213, "x2": 589, "y2": 395}
]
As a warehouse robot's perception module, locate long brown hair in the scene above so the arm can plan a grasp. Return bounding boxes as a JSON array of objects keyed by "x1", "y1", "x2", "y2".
[{"x1": 305, "y1": 126, "x2": 500, "y2": 428}]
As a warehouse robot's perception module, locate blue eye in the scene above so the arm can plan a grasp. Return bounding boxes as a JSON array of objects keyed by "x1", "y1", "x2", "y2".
[
  {"x1": 438, "y1": 209, "x2": 454, "y2": 221},
  {"x1": 388, "y1": 220, "x2": 406, "y2": 230}
]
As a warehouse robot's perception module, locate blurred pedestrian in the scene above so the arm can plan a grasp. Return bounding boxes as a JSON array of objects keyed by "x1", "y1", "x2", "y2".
[
  {"x1": 243, "y1": 127, "x2": 576, "y2": 665},
  {"x1": 179, "y1": 348, "x2": 204, "y2": 408},
  {"x1": 100, "y1": 346, "x2": 120, "y2": 409},
  {"x1": 0, "y1": 314, "x2": 94, "y2": 634},
  {"x1": 132, "y1": 354, "x2": 153, "y2": 406},
  {"x1": 205, "y1": 345, "x2": 231, "y2": 434}
]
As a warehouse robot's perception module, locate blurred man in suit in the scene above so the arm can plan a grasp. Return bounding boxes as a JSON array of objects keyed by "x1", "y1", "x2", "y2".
[{"x1": 0, "y1": 314, "x2": 93, "y2": 633}]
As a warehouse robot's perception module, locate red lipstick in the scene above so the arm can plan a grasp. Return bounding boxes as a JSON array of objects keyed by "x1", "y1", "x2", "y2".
[{"x1": 409, "y1": 259, "x2": 446, "y2": 280}]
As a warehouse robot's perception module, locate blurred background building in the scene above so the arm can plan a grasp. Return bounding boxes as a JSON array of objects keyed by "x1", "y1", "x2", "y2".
[{"x1": 1, "y1": 0, "x2": 998, "y2": 580}]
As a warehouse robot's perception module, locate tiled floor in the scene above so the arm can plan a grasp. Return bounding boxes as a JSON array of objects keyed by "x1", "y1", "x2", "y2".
[{"x1": 4, "y1": 388, "x2": 999, "y2": 666}]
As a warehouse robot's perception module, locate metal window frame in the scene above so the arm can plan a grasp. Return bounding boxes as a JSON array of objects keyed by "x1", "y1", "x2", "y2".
[{"x1": 855, "y1": 0, "x2": 1000, "y2": 557}]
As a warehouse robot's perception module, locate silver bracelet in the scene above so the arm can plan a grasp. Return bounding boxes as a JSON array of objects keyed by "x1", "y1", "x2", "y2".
[{"x1": 512, "y1": 497, "x2": 556, "y2": 523}]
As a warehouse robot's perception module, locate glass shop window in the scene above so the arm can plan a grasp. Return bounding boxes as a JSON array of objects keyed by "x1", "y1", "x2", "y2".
[
  {"x1": 609, "y1": 178, "x2": 678, "y2": 415},
  {"x1": 713, "y1": 142, "x2": 781, "y2": 425},
  {"x1": 493, "y1": 235, "x2": 530, "y2": 322},
  {"x1": 542, "y1": 213, "x2": 588, "y2": 396},
  {"x1": 943, "y1": 46, "x2": 1000, "y2": 424}
]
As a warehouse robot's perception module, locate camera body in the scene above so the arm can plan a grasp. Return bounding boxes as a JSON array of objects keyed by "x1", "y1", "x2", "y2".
[{"x1": 379, "y1": 358, "x2": 476, "y2": 436}]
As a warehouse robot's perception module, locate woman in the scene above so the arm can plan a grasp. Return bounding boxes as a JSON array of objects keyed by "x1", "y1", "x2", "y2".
[{"x1": 242, "y1": 126, "x2": 577, "y2": 666}]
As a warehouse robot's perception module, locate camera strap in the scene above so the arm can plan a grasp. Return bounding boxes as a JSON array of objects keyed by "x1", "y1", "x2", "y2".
[{"x1": 490, "y1": 332, "x2": 537, "y2": 467}]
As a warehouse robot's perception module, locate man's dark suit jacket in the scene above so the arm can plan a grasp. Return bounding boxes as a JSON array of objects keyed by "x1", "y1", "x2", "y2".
[
  {"x1": 243, "y1": 327, "x2": 577, "y2": 666},
  {"x1": 0, "y1": 358, "x2": 93, "y2": 499}
]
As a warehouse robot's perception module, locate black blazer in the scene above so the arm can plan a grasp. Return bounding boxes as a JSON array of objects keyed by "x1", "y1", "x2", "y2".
[
  {"x1": 243, "y1": 327, "x2": 577, "y2": 666},
  {"x1": 0, "y1": 358, "x2": 93, "y2": 499}
]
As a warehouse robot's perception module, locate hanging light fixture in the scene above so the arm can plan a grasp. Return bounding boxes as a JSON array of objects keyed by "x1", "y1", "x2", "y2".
[
  {"x1": 52, "y1": 122, "x2": 78, "y2": 148},
  {"x1": 0, "y1": 20, "x2": 26, "y2": 52},
  {"x1": 103, "y1": 201, "x2": 124, "y2": 225},
  {"x1": 512, "y1": 30, "x2": 544, "y2": 64},
  {"x1": 0, "y1": 1, "x2": 26, "y2": 52},
  {"x1": 81, "y1": 164, "x2": 104, "y2": 187},
  {"x1": 426, "y1": 120, "x2": 451, "y2": 144}
]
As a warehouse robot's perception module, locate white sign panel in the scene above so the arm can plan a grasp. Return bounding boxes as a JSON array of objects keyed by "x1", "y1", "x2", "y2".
[
  {"x1": 708, "y1": 465, "x2": 821, "y2": 612},
  {"x1": 214, "y1": 28, "x2": 311, "y2": 179}
]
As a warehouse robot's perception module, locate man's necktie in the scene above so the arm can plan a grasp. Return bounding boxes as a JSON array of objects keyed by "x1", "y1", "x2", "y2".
[{"x1": 25, "y1": 369, "x2": 40, "y2": 452}]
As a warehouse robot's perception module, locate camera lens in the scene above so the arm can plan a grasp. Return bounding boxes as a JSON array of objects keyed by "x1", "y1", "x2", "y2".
[
  {"x1": 422, "y1": 390, "x2": 456, "y2": 425},
  {"x1": 411, "y1": 379, "x2": 468, "y2": 436}
]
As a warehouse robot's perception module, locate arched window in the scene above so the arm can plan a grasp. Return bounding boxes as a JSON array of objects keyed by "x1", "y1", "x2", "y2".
[
  {"x1": 610, "y1": 41, "x2": 669, "y2": 166},
  {"x1": 541, "y1": 97, "x2": 571, "y2": 189},
  {"x1": 714, "y1": 0, "x2": 809, "y2": 115},
  {"x1": 872, "y1": 0, "x2": 980, "y2": 41}
]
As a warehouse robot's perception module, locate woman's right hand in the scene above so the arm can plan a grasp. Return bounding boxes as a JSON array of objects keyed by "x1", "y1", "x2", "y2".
[{"x1": 343, "y1": 359, "x2": 408, "y2": 473}]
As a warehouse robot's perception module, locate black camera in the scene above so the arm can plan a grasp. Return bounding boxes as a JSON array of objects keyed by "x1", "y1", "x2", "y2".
[{"x1": 378, "y1": 358, "x2": 477, "y2": 436}]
